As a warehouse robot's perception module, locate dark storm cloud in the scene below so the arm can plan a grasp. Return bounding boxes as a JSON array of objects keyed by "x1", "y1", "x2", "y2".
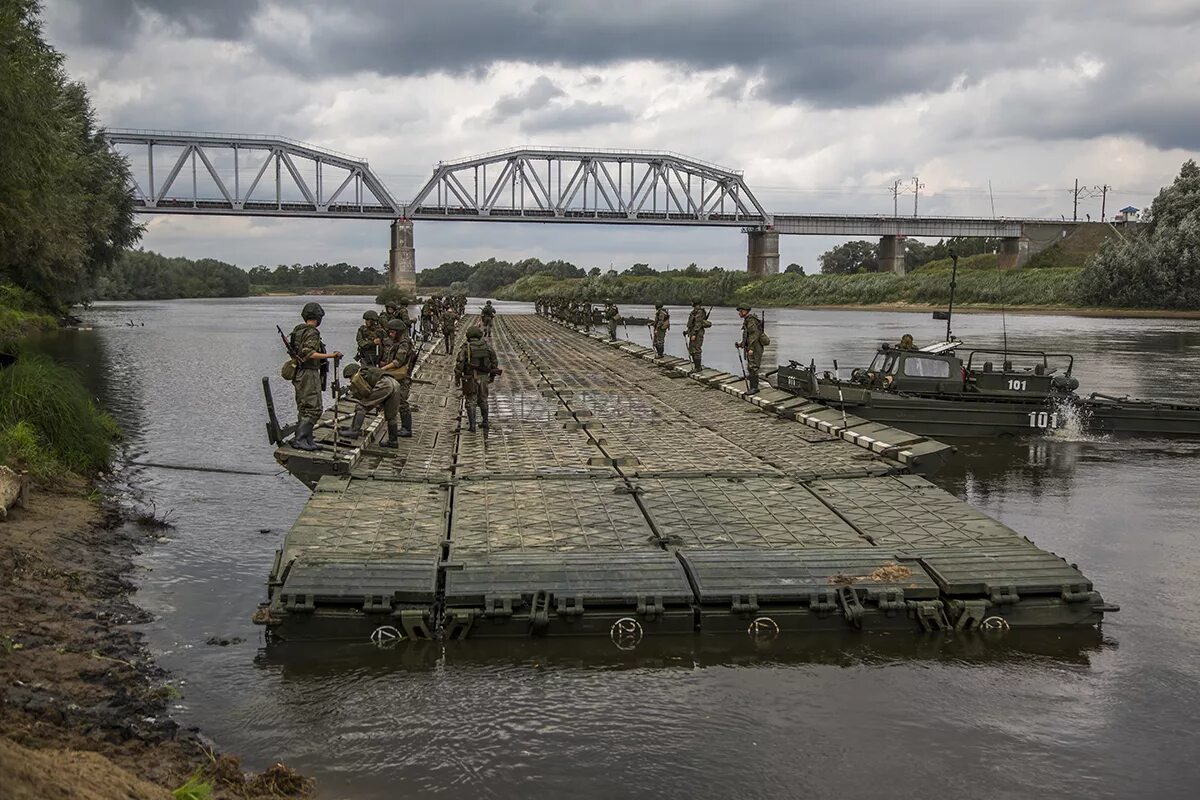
[
  {"x1": 67, "y1": 0, "x2": 263, "y2": 46},
  {"x1": 521, "y1": 101, "x2": 633, "y2": 133}
]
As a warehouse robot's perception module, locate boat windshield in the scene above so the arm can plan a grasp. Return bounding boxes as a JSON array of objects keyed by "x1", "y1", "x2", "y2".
[{"x1": 868, "y1": 352, "x2": 899, "y2": 375}]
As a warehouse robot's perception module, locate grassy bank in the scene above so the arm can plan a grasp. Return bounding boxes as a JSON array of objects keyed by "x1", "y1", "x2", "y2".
[
  {"x1": 250, "y1": 283, "x2": 382, "y2": 296},
  {"x1": 0, "y1": 353, "x2": 120, "y2": 484},
  {"x1": 0, "y1": 284, "x2": 57, "y2": 348},
  {"x1": 495, "y1": 266, "x2": 1082, "y2": 309}
]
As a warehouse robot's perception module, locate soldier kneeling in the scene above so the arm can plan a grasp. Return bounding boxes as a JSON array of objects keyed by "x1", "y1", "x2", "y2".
[{"x1": 342, "y1": 363, "x2": 403, "y2": 448}]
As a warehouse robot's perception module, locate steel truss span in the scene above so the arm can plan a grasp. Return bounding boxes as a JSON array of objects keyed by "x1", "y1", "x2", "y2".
[
  {"x1": 106, "y1": 129, "x2": 401, "y2": 219},
  {"x1": 408, "y1": 147, "x2": 768, "y2": 226}
]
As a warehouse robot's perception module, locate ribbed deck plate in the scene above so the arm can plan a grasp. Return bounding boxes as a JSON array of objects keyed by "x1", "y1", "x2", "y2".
[
  {"x1": 280, "y1": 556, "x2": 439, "y2": 605},
  {"x1": 681, "y1": 548, "x2": 941, "y2": 603},
  {"x1": 635, "y1": 477, "x2": 870, "y2": 549},
  {"x1": 903, "y1": 546, "x2": 1093, "y2": 596},
  {"x1": 810, "y1": 474, "x2": 1028, "y2": 548},
  {"x1": 444, "y1": 551, "x2": 693, "y2": 607},
  {"x1": 451, "y1": 479, "x2": 654, "y2": 552}
]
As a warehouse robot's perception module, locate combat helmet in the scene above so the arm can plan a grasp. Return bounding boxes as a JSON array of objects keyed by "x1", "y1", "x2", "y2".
[
  {"x1": 363, "y1": 310, "x2": 379, "y2": 321},
  {"x1": 301, "y1": 302, "x2": 325, "y2": 321},
  {"x1": 736, "y1": 304, "x2": 751, "y2": 312},
  {"x1": 466, "y1": 326, "x2": 483, "y2": 339},
  {"x1": 385, "y1": 301, "x2": 399, "y2": 311},
  {"x1": 343, "y1": 363, "x2": 362, "y2": 379},
  {"x1": 692, "y1": 298, "x2": 702, "y2": 306},
  {"x1": 655, "y1": 302, "x2": 664, "y2": 309},
  {"x1": 385, "y1": 318, "x2": 409, "y2": 333}
]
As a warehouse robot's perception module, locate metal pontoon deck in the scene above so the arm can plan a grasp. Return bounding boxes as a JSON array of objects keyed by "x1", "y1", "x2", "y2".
[{"x1": 261, "y1": 315, "x2": 1114, "y2": 643}]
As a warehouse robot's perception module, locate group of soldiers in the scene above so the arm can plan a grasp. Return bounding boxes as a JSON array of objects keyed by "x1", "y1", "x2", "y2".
[
  {"x1": 535, "y1": 298, "x2": 768, "y2": 391},
  {"x1": 283, "y1": 296, "x2": 501, "y2": 452}
]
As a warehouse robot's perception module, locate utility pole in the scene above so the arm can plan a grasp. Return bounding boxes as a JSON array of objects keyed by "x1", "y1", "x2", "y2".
[
  {"x1": 891, "y1": 179, "x2": 903, "y2": 217},
  {"x1": 1096, "y1": 184, "x2": 1111, "y2": 221},
  {"x1": 912, "y1": 176, "x2": 925, "y2": 217},
  {"x1": 1073, "y1": 178, "x2": 1079, "y2": 222}
]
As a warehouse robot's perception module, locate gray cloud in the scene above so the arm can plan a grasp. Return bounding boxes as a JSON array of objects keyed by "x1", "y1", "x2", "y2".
[
  {"x1": 490, "y1": 76, "x2": 565, "y2": 120},
  {"x1": 521, "y1": 100, "x2": 633, "y2": 133},
  {"x1": 69, "y1": 0, "x2": 263, "y2": 46}
]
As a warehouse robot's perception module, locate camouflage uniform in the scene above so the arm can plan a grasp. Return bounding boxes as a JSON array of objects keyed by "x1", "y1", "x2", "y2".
[
  {"x1": 603, "y1": 302, "x2": 620, "y2": 341},
  {"x1": 739, "y1": 310, "x2": 765, "y2": 393},
  {"x1": 582, "y1": 301, "x2": 593, "y2": 332},
  {"x1": 356, "y1": 315, "x2": 382, "y2": 366},
  {"x1": 686, "y1": 302, "x2": 710, "y2": 370},
  {"x1": 651, "y1": 304, "x2": 670, "y2": 357},
  {"x1": 441, "y1": 308, "x2": 458, "y2": 353},
  {"x1": 455, "y1": 327, "x2": 498, "y2": 431},
  {"x1": 481, "y1": 301, "x2": 496, "y2": 334},
  {"x1": 291, "y1": 323, "x2": 325, "y2": 424}
]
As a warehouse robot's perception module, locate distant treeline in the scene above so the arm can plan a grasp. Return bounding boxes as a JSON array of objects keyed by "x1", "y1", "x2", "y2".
[
  {"x1": 418, "y1": 258, "x2": 586, "y2": 295},
  {"x1": 92, "y1": 249, "x2": 249, "y2": 300},
  {"x1": 248, "y1": 262, "x2": 386, "y2": 289}
]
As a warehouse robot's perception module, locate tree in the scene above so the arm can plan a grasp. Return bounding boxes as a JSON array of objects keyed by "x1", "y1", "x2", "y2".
[
  {"x1": 588, "y1": 267, "x2": 601, "y2": 277},
  {"x1": 784, "y1": 263, "x2": 805, "y2": 275},
  {"x1": 819, "y1": 241, "x2": 878, "y2": 274},
  {"x1": 1077, "y1": 160, "x2": 1200, "y2": 309},
  {"x1": 417, "y1": 260, "x2": 473, "y2": 287},
  {"x1": 625, "y1": 263, "x2": 656, "y2": 276}
]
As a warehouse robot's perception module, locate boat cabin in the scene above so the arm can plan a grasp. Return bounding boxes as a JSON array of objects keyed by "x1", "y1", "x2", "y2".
[{"x1": 857, "y1": 343, "x2": 1074, "y2": 398}]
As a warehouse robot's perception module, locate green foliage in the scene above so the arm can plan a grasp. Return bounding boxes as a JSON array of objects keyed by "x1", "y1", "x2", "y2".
[
  {"x1": 0, "y1": 1, "x2": 141, "y2": 308},
  {"x1": 819, "y1": 240, "x2": 878, "y2": 274},
  {"x1": 904, "y1": 236, "x2": 1003, "y2": 270},
  {"x1": 0, "y1": 283, "x2": 56, "y2": 347},
  {"x1": 248, "y1": 261, "x2": 385, "y2": 289},
  {"x1": 172, "y1": 772, "x2": 214, "y2": 800},
  {"x1": 737, "y1": 267, "x2": 1079, "y2": 307},
  {"x1": 374, "y1": 285, "x2": 415, "y2": 306},
  {"x1": 1076, "y1": 160, "x2": 1200, "y2": 309},
  {"x1": 92, "y1": 249, "x2": 249, "y2": 300},
  {"x1": 784, "y1": 263, "x2": 805, "y2": 274},
  {"x1": 0, "y1": 353, "x2": 118, "y2": 480},
  {"x1": 496, "y1": 271, "x2": 753, "y2": 306},
  {"x1": 417, "y1": 257, "x2": 587, "y2": 294}
]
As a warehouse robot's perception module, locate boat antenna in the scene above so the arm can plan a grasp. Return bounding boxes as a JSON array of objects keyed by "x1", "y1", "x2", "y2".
[
  {"x1": 945, "y1": 250, "x2": 958, "y2": 342},
  {"x1": 1001, "y1": 296, "x2": 1009, "y2": 360}
]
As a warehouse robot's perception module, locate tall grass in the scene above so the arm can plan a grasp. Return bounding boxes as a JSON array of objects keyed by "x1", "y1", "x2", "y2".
[
  {"x1": 0, "y1": 354, "x2": 119, "y2": 480},
  {"x1": 0, "y1": 284, "x2": 57, "y2": 348}
]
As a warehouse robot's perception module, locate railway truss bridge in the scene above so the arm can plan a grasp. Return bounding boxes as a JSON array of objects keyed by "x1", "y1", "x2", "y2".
[{"x1": 106, "y1": 129, "x2": 1073, "y2": 288}]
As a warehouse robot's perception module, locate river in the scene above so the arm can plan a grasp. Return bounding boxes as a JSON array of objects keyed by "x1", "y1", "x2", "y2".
[{"x1": 35, "y1": 297, "x2": 1200, "y2": 799}]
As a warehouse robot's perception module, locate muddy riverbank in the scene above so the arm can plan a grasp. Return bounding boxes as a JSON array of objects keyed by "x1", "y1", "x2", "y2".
[{"x1": 0, "y1": 480, "x2": 311, "y2": 799}]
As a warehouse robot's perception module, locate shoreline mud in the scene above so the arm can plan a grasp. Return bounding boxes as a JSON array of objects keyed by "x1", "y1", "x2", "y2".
[{"x1": 0, "y1": 480, "x2": 311, "y2": 799}]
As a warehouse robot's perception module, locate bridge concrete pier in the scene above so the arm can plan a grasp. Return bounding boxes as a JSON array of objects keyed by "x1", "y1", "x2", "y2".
[
  {"x1": 878, "y1": 235, "x2": 907, "y2": 275},
  {"x1": 746, "y1": 230, "x2": 780, "y2": 276},
  {"x1": 997, "y1": 236, "x2": 1028, "y2": 270},
  {"x1": 389, "y1": 219, "x2": 416, "y2": 292}
]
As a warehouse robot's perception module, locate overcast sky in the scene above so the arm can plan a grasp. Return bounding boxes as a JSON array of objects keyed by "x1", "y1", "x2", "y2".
[{"x1": 42, "y1": 0, "x2": 1200, "y2": 273}]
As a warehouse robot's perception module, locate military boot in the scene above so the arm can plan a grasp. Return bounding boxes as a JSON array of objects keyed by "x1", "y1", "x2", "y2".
[
  {"x1": 480, "y1": 405, "x2": 489, "y2": 429},
  {"x1": 692, "y1": 355, "x2": 702, "y2": 371},
  {"x1": 399, "y1": 410, "x2": 413, "y2": 438},
  {"x1": 466, "y1": 405, "x2": 477, "y2": 432},
  {"x1": 381, "y1": 421, "x2": 399, "y2": 448},
  {"x1": 292, "y1": 421, "x2": 320, "y2": 451},
  {"x1": 346, "y1": 409, "x2": 367, "y2": 438},
  {"x1": 748, "y1": 376, "x2": 760, "y2": 394}
]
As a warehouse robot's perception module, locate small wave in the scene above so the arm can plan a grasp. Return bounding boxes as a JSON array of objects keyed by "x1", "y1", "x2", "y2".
[{"x1": 1048, "y1": 399, "x2": 1110, "y2": 443}]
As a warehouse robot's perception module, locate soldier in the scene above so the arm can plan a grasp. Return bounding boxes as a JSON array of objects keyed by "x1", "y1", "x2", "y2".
[
  {"x1": 581, "y1": 299, "x2": 593, "y2": 332},
  {"x1": 481, "y1": 300, "x2": 497, "y2": 335},
  {"x1": 735, "y1": 305, "x2": 767, "y2": 394},
  {"x1": 379, "y1": 301, "x2": 400, "y2": 327},
  {"x1": 651, "y1": 302, "x2": 670, "y2": 357},
  {"x1": 288, "y1": 302, "x2": 342, "y2": 451},
  {"x1": 897, "y1": 333, "x2": 916, "y2": 350},
  {"x1": 440, "y1": 304, "x2": 459, "y2": 354},
  {"x1": 603, "y1": 300, "x2": 620, "y2": 341},
  {"x1": 341, "y1": 363, "x2": 403, "y2": 448},
  {"x1": 455, "y1": 326, "x2": 499, "y2": 432},
  {"x1": 356, "y1": 310, "x2": 383, "y2": 366},
  {"x1": 685, "y1": 298, "x2": 711, "y2": 371},
  {"x1": 378, "y1": 318, "x2": 415, "y2": 438}
]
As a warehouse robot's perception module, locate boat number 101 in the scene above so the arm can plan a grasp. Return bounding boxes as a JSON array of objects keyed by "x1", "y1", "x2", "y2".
[
  {"x1": 1008, "y1": 379, "x2": 1028, "y2": 390},
  {"x1": 1028, "y1": 411, "x2": 1060, "y2": 429}
]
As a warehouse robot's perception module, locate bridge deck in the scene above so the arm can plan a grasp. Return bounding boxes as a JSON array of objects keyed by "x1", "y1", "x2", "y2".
[{"x1": 264, "y1": 314, "x2": 1111, "y2": 643}]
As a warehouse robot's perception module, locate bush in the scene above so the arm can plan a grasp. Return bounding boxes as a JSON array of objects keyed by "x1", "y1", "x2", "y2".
[
  {"x1": 0, "y1": 354, "x2": 119, "y2": 481},
  {"x1": 374, "y1": 285, "x2": 416, "y2": 306},
  {"x1": 0, "y1": 284, "x2": 57, "y2": 348}
]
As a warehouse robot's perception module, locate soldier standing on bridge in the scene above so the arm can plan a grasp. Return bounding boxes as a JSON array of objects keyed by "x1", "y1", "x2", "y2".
[
  {"x1": 440, "y1": 304, "x2": 459, "y2": 353},
  {"x1": 603, "y1": 300, "x2": 620, "y2": 341},
  {"x1": 481, "y1": 300, "x2": 497, "y2": 335},
  {"x1": 582, "y1": 299, "x2": 594, "y2": 332},
  {"x1": 455, "y1": 326, "x2": 499, "y2": 432},
  {"x1": 356, "y1": 310, "x2": 383, "y2": 367},
  {"x1": 378, "y1": 318, "x2": 415, "y2": 438},
  {"x1": 735, "y1": 305, "x2": 767, "y2": 394},
  {"x1": 288, "y1": 302, "x2": 342, "y2": 451},
  {"x1": 685, "y1": 299, "x2": 711, "y2": 371},
  {"x1": 651, "y1": 302, "x2": 670, "y2": 357},
  {"x1": 341, "y1": 363, "x2": 403, "y2": 448}
]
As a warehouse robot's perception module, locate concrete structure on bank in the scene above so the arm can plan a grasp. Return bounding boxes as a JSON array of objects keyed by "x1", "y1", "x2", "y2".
[{"x1": 106, "y1": 129, "x2": 1090, "y2": 286}]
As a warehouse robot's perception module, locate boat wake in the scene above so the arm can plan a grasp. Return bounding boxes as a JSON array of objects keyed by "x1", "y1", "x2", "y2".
[{"x1": 1049, "y1": 399, "x2": 1109, "y2": 443}]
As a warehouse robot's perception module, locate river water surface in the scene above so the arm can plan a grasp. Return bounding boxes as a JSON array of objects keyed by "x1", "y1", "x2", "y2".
[{"x1": 38, "y1": 297, "x2": 1200, "y2": 799}]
